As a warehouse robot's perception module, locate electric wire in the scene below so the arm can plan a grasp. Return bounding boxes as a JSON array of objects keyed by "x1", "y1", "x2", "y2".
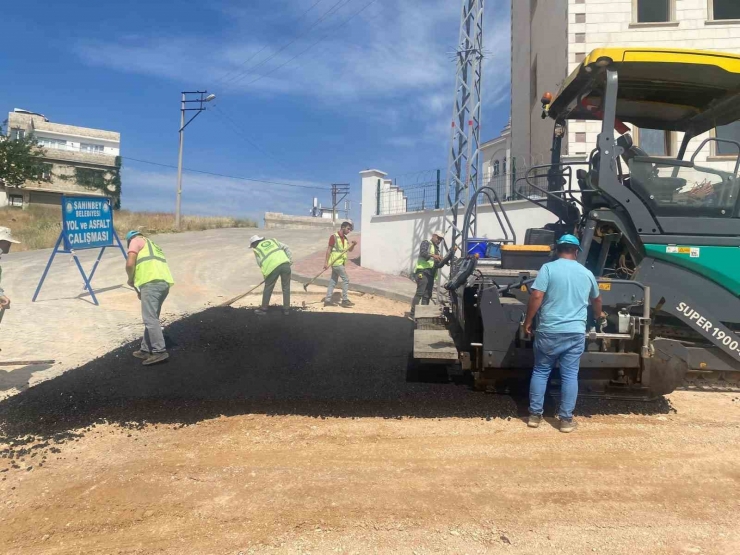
[
  {"x1": 239, "y1": 0, "x2": 378, "y2": 89},
  {"x1": 210, "y1": 105, "x2": 291, "y2": 171},
  {"x1": 121, "y1": 156, "x2": 330, "y2": 191},
  {"x1": 220, "y1": 0, "x2": 356, "y2": 91},
  {"x1": 212, "y1": 0, "x2": 327, "y2": 88}
]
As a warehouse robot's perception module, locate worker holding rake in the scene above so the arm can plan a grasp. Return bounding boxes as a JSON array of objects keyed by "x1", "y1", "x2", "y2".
[
  {"x1": 323, "y1": 221, "x2": 357, "y2": 308},
  {"x1": 0, "y1": 227, "x2": 20, "y2": 326},
  {"x1": 249, "y1": 235, "x2": 293, "y2": 315}
]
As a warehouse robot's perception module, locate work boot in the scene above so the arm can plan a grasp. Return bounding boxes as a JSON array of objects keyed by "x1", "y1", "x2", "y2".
[
  {"x1": 143, "y1": 352, "x2": 169, "y2": 366},
  {"x1": 559, "y1": 418, "x2": 578, "y2": 433},
  {"x1": 323, "y1": 299, "x2": 334, "y2": 307},
  {"x1": 341, "y1": 300, "x2": 355, "y2": 308},
  {"x1": 527, "y1": 414, "x2": 543, "y2": 428},
  {"x1": 132, "y1": 350, "x2": 150, "y2": 360},
  {"x1": 255, "y1": 307, "x2": 268, "y2": 316}
]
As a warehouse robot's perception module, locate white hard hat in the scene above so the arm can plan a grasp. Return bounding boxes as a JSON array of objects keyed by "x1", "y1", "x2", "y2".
[
  {"x1": 249, "y1": 235, "x2": 265, "y2": 246},
  {"x1": 0, "y1": 227, "x2": 20, "y2": 244},
  {"x1": 431, "y1": 230, "x2": 444, "y2": 238}
]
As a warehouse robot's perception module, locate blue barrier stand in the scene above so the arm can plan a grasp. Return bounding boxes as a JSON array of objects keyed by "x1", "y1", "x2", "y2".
[{"x1": 32, "y1": 196, "x2": 126, "y2": 305}]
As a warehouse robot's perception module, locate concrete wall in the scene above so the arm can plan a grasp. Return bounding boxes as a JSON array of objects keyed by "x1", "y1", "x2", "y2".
[
  {"x1": 360, "y1": 169, "x2": 558, "y2": 276},
  {"x1": 511, "y1": 0, "x2": 569, "y2": 169},
  {"x1": 264, "y1": 212, "x2": 347, "y2": 230}
]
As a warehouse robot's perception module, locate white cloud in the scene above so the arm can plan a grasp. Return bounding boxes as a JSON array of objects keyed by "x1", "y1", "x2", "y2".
[
  {"x1": 121, "y1": 165, "x2": 325, "y2": 221},
  {"x1": 75, "y1": 0, "x2": 511, "y2": 137}
]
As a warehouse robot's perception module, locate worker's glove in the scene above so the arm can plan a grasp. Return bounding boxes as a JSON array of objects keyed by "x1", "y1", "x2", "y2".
[{"x1": 596, "y1": 311, "x2": 608, "y2": 331}]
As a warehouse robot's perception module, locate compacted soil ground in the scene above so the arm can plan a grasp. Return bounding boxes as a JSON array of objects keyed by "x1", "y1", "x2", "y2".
[{"x1": 1, "y1": 295, "x2": 738, "y2": 554}]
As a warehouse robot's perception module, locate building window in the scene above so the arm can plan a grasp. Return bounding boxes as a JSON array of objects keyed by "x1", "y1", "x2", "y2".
[
  {"x1": 576, "y1": 13, "x2": 586, "y2": 23},
  {"x1": 637, "y1": 128, "x2": 673, "y2": 156},
  {"x1": 710, "y1": 0, "x2": 740, "y2": 21},
  {"x1": 714, "y1": 121, "x2": 740, "y2": 156},
  {"x1": 493, "y1": 160, "x2": 500, "y2": 176},
  {"x1": 80, "y1": 143, "x2": 105, "y2": 154},
  {"x1": 575, "y1": 33, "x2": 585, "y2": 43},
  {"x1": 8, "y1": 195, "x2": 23, "y2": 208},
  {"x1": 576, "y1": 132, "x2": 587, "y2": 143},
  {"x1": 10, "y1": 128, "x2": 25, "y2": 141},
  {"x1": 634, "y1": 0, "x2": 672, "y2": 23},
  {"x1": 37, "y1": 137, "x2": 67, "y2": 150},
  {"x1": 502, "y1": 157, "x2": 507, "y2": 175}
]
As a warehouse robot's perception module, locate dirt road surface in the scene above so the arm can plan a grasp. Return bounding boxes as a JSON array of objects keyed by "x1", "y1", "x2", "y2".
[
  {"x1": 0, "y1": 228, "x2": 327, "y2": 399},
  {"x1": 1, "y1": 295, "x2": 739, "y2": 555}
]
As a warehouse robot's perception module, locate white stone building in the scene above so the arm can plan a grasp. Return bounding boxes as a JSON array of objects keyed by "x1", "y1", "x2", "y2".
[
  {"x1": 512, "y1": 0, "x2": 740, "y2": 171},
  {"x1": 1, "y1": 109, "x2": 121, "y2": 209},
  {"x1": 480, "y1": 118, "x2": 514, "y2": 200}
]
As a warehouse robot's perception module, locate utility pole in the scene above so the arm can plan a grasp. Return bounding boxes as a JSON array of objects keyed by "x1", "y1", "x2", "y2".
[
  {"x1": 442, "y1": 0, "x2": 484, "y2": 261},
  {"x1": 330, "y1": 184, "x2": 350, "y2": 223},
  {"x1": 175, "y1": 91, "x2": 215, "y2": 229}
]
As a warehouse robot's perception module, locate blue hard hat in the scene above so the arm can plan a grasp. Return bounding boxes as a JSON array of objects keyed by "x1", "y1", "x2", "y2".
[
  {"x1": 556, "y1": 234, "x2": 582, "y2": 250},
  {"x1": 125, "y1": 230, "x2": 142, "y2": 243}
]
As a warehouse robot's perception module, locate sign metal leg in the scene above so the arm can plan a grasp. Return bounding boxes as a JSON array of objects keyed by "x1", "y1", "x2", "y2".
[
  {"x1": 113, "y1": 230, "x2": 127, "y2": 259},
  {"x1": 32, "y1": 232, "x2": 64, "y2": 302},
  {"x1": 85, "y1": 247, "x2": 107, "y2": 290},
  {"x1": 72, "y1": 253, "x2": 99, "y2": 306}
]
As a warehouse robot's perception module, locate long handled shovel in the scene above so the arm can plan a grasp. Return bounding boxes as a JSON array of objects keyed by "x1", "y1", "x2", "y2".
[
  {"x1": 302, "y1": 244, "x2": 354, "y2": 292},
  {"x1": 221, "y1": 278, "x2": 267, "y2": 307}
]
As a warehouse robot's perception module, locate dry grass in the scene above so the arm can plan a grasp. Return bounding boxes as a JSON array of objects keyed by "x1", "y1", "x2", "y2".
[{"x1": 0, "y1": 205, "x2": 257, "y2": 252}]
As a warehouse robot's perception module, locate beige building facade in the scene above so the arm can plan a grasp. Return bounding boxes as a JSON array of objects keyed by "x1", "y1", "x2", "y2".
[
  {"x1": 1, "y1": 109, "x2": 121, "y2": 209},
  {"x1": 511, "y1": 0, "x2": 740, "y2": 171}
]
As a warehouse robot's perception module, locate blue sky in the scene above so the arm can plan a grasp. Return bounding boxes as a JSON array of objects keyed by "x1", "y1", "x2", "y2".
[{"x1": 1, "y1": 0, "x2": 511, "y2": 224}]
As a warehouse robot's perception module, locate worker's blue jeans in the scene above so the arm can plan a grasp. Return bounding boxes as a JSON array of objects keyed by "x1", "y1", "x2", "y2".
[
  {"x1": 326, "y1": 265, "x2": 349, "y2": 302},
  {"x1": 529, "y1": 331, "x2": 585, "y2": 420}
]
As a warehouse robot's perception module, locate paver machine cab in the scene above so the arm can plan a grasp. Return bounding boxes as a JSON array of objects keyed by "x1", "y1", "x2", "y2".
[{"x1": 414, "y1": 48, "x2": 740, "y2": 399}]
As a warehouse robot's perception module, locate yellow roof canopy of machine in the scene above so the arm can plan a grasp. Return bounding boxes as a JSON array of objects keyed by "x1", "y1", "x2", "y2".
[{"x1": 544, "y1": 47, "x2": 740, "y2": 136}]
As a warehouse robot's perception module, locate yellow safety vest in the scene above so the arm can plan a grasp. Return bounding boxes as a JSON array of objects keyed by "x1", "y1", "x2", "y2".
[
  {"x1": 134, "y1": 239, "x2": 174, "y2": 288},
  {"x1": 415, "y1": 241, "x2": 436, "y2": 272},
  {"x1": 254, "y1": 239, "x2": 290, "y2": 278},
  {"x1": 328, "y1": 233, "x2": 349, "y2": 266}
]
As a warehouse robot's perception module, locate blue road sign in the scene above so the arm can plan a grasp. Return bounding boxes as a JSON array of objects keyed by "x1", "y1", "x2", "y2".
[
  {"x1": 33, "y1": 195, "x2": 126, "y2": 306},
  {"x1": 63, "y1": 196, "x2": 114, "y2": 250}
]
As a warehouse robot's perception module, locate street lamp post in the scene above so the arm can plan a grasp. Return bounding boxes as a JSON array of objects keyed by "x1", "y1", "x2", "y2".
[{"x1": 175, "y1": 91, "x2": 216, "y2": 229}]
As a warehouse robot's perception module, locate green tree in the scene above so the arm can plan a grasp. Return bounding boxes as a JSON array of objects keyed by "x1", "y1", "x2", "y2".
[{"x1": 0, "y1": 122, "x2": 47, "y2": 187}]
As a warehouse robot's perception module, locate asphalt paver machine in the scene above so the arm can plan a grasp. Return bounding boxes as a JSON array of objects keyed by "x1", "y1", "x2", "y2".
[{"x1": 414, "y1": 48, "x2": 740, "y2": 399}]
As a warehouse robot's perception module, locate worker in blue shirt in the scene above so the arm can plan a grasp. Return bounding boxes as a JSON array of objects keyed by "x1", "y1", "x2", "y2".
[{"x1": 523, "y1": 234, "x2": 602, "y2": 433}]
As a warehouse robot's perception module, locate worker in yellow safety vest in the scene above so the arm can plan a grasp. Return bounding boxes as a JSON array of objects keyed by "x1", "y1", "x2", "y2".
[
  {"x1": 410, "y1": 231, "x2": 455, "y2": 317},
  {"x1": 0, "y1": 227, "x2": 20, "y2": 330},
  {"x1": 324, "y1": 221, "x2": 357, "y2": 308},
  {"x1": 250, "y1": 235, "x2": 293, "y2": 315},
  {"x1": 125, "y1": 230, "x2": 174, "y2": 366}
]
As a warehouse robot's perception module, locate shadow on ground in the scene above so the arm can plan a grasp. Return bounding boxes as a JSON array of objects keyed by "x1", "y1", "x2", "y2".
[{"x1": 0, "y1": 307, "x2": 672, "y2": 442}]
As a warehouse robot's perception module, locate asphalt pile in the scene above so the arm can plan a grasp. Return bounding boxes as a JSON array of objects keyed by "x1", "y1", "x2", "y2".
[{"x1": 0, "y1": 307, "x2": 672, "y2": 443}]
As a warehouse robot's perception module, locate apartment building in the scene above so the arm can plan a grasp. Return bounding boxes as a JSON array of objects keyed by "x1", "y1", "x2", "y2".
[
  {"x1": 1, "y1": 109, "x2": 121, "y2": 208},
  {"x1": 511, "y1": 0, "x2": 740, "y2": 170}
]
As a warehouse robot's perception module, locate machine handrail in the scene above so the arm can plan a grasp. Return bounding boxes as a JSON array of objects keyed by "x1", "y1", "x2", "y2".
[
  {"x1": 632, "y1": 156, "x2": 693, "y2": 168},
  {"x1": 689, "y1": 137, "x2": 740, "y2": 177},
  {"x1": 462, "y1": 185, "x2": 517, "y2": 255},
  {"x1": 527, "y1": 164, "x2": 585, "y2": 208},
  {"x1": 512, "y1": 164, "x2": 585, "y2": 225}
]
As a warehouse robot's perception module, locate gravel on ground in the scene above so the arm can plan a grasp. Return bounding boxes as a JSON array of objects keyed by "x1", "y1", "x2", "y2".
[{"x1": 0, "y1": 295, "x2": 738, "y2": 555}]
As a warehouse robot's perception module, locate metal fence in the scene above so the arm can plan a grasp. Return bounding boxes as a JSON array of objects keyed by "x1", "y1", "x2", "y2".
[{"x1": 375, "y1": 164, "x2": 548, "y2": 216}]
